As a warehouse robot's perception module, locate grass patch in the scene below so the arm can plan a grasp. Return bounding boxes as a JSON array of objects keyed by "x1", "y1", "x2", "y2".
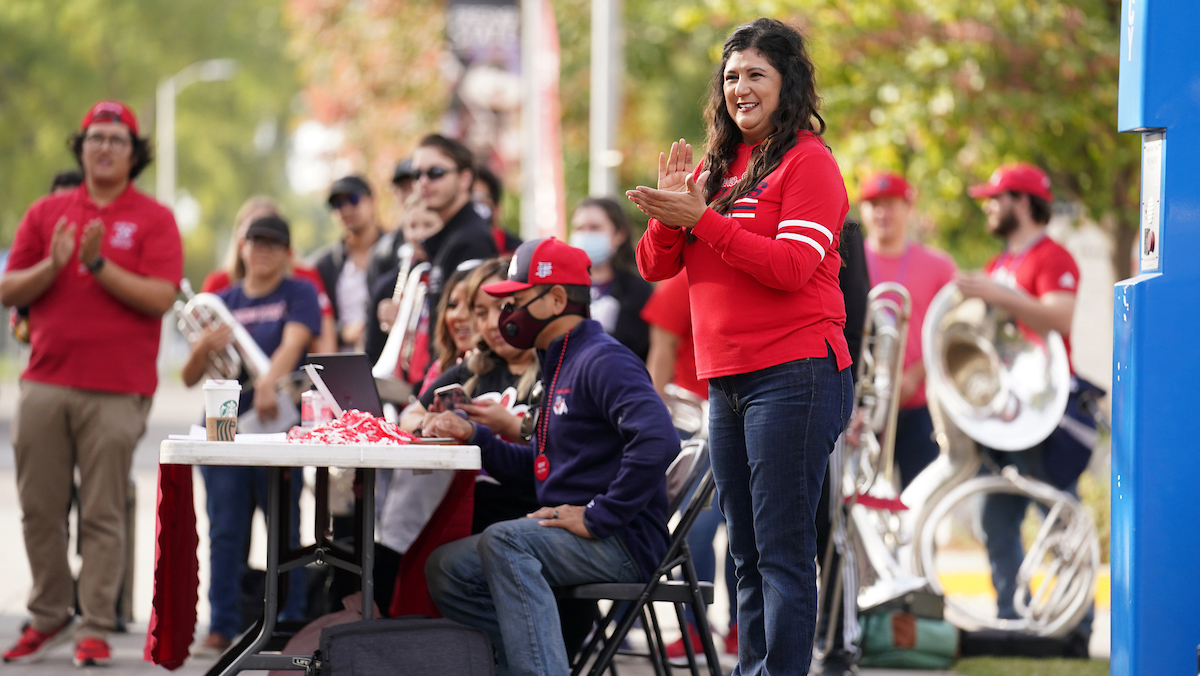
[{"x1": 955, "y1": 657, "x2": 1109, "y2": 676}]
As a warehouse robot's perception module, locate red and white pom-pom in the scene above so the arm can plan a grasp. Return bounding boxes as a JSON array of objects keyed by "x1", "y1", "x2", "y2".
[{"x1": 288, "y1": 409, "x2": 419, "y2": 445}]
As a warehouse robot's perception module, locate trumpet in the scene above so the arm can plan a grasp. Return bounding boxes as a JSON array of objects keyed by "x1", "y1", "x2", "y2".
[
  {"x1": 372, "y1": 244, "x2": 429, "y2": 403},
  {"x1": 173, "y1": 279, "x2": 272, "y2": 382}
]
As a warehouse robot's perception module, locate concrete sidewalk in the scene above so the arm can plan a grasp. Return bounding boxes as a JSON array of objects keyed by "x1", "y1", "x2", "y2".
[{"x1": 0, "y1": 615, "x2": 967, "y2": 676}]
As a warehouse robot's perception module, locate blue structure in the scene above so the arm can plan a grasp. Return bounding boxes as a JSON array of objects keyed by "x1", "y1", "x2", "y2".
[{"x1": 1114, "y1": 1, "x2": 1200, "y2": 674}]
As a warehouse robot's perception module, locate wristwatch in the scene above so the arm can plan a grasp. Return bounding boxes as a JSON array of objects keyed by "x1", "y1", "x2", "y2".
[{"x1": 86, "y1": 256, "x2": 105, "y2": 274}]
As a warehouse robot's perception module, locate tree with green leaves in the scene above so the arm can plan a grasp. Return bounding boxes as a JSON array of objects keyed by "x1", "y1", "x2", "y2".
[
  {"x1": 614, "y1": 0, "x2": 1135, "y2": 275},
  {"x1": 0, "y1": 0, "x2": 299, "y2": 283}
]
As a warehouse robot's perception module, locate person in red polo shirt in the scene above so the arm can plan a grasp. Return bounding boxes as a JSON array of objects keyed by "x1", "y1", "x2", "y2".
[
  {"x1": 0, "y1": 101, "x2": 183, "y2": 667},
  {"x1": 959, "y1": 162, "x2": 1097, "y2": 646},
  {"x1": 859, "y1": 172, "x2": 957, "y2": 488}
]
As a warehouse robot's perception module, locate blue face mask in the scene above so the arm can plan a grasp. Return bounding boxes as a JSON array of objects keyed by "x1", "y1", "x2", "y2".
[{"x1": 569, "y1": 231, "x2": 613, "y2": 267}]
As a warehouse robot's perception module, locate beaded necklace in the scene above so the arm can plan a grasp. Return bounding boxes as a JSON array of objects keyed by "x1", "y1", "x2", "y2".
[{"x1": 534, "y1": 327, "x2": 572, "y2": 480}]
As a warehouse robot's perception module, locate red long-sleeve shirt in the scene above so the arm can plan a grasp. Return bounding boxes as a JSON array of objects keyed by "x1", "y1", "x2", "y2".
[{"x1": 636, "y1": 131, "x2": 852, "y2": 379}]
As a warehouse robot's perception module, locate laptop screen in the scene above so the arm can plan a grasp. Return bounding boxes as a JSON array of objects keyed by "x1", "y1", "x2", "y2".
[{"x1": 305, "y1": 353, "x2": 385, "y2": 417}]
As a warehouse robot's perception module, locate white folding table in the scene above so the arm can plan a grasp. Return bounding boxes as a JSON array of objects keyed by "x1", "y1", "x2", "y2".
[{"x1": 160, "y1": 438, "x2": 480, "y2": 675}]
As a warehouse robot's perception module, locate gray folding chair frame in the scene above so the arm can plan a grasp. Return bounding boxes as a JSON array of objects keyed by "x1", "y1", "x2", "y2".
[{"x1": 560, "y1": 444, "x2": 721, "y2": 676}]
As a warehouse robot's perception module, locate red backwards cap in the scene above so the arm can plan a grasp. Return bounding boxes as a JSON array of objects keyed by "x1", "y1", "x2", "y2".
[
  {"x1": 860, "y1": 172, "x2": 915, "y2": 203},
  {"x1": 968, "y1": 163, "x2": 1052, "y2": 202},
  {"x1": 483, "y1": 237, "x2": 592, "y2": 296},
  {"x1": 81, "y1": 100, "x2": 139, "y2": 137}
]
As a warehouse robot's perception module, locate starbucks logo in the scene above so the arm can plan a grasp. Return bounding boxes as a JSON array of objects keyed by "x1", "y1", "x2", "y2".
[{"x1": 219, "y1": 400, "x2": 238, "y2": 417}]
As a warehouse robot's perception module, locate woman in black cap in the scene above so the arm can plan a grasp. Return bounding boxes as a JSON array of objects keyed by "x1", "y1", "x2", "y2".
[{"x1": 182, "y1": 215, "x2": 322, "y2": 653}]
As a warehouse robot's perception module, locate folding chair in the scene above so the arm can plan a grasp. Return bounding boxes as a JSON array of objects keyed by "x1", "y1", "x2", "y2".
[{"x1": 560, "y1": 437, "x2": 722, "y2": 676}]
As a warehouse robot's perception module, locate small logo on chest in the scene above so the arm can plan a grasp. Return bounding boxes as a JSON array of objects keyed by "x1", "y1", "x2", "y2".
[
  {"x1": 552, "y1": 394, "x2": 568, "y2": 416},
  {"x1": 110, "y1": 222, "x2": 138, "y2": 250}
]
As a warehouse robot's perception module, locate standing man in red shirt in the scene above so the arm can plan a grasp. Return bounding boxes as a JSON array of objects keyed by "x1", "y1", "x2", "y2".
[
  {"x1": 958, "y1": 163, "x2": 1096, "y2": 646},
  {"x1": 859, "y1": 172, "x2": 957, "y2": 488},
  {"x1": 0, "y1": 101, "x2": 183, "y2": 667}
]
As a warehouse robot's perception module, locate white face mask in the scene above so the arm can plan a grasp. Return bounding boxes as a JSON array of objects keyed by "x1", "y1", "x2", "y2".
[{"x1": 570, "y1": 231, "x2": 613, "y2": 266}]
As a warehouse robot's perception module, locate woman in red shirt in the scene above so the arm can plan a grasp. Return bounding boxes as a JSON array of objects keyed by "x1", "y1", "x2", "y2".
[{"x1": 630, "y1": 18, "x2": 852, "y2": 675}]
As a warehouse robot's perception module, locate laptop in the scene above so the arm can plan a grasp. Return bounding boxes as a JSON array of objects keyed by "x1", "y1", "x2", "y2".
[{"x1": 305, "y1": 353, "x2": 385, "y2": 417}]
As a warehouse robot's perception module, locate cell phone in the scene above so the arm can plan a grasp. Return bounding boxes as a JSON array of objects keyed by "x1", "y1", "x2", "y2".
[{"x1": 434, "y1": 383, "x2": 472, "y2": 411}]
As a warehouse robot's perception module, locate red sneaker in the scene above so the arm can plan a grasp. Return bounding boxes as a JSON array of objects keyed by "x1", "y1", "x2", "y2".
[
  {"x1": 3, "y1": 621, "x2": 72, "y2": 663},
  {"x1": 723, "y1": 624, "x2": 738, "y2": 655},
  {"x1": 73, "y1": 637, "x2": 112, "y2": 668},
  {"x1": 665, "y1": 623, "x2": 708, "y2": 665}
]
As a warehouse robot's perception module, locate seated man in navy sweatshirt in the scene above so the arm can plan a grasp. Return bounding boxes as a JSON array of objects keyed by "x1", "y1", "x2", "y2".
[{"x1": 422, "y1": 237, "x2": 679, "y2": 676}]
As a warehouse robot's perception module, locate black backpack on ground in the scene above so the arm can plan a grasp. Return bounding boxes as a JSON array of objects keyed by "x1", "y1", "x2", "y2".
[{"x1": 307, "y1": 617, "x2": 495, "y2": 676}]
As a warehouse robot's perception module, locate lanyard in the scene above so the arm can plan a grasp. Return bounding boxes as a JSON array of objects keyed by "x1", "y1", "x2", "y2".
[
  {"x1": 990, "y1": 234, "x2": 1045, "y2": 289},
  {"x1": 867, "y1": 243, "x2": 913, "y2": 288}
]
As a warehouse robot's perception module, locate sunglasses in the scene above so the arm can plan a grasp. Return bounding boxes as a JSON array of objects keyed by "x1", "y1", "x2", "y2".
[
  {"x1": 520, "y1": 380, "x2": 546, "y2": 441},
  {"x1": 413, "y1": 166, "x2": 454, "y2": 181},
  {"x1": 329, "y1": 193, "x2": 363, "y2": 210}
]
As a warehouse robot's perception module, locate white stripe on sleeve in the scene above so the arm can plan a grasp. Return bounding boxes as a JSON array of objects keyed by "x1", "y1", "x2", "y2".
[
  {"x1": 777, "y1": 219, "x2": 833, "y2": 245},
  {"x1": 777, "y1": 232, "x2": 826, "y2": 260}
]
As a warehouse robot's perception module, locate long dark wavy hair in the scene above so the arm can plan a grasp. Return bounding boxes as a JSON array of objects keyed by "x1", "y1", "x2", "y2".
[{"x1": 703, "y1": 18, "x2": 825, "y2": 216}]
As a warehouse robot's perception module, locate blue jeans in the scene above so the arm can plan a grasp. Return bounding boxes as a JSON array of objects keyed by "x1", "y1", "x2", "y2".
[
  {"x1": 709, "y1": 352, "x2": 853, "y2": 676},
  {"x1": 980, "y1": 447, "x2": 1093, "y2": 636},
  {"x1": 199, "y1": 466, "x2": 306, "y2": 639},
  {"x1": 894, "y1": 406, "x2": 940, "y2": 490},
  {"x1": 426, "y1": 517, "x2": 639, "y2": 676}
]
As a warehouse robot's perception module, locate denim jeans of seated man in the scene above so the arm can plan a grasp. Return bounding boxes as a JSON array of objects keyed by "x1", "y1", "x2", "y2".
[
  {"x1": 426, "y1": 516, "x2": 639, "y2": 676},
  {"x1": 708, "y1": 351, "x2": 853, "y2": 676},
  {"x1": 980, "y1": 445, "x2": 1094, "y2": 638},
  {"x1": 200, "y1": 465, "x2": 307, "y2": 639}
]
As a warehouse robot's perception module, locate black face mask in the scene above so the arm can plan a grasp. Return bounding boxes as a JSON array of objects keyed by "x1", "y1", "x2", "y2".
[
  {"x1": 498, "y1": 289, "x2": 554, "y2": 350},
  {"x1": 498, "y1": 288, "x2": 588, "y2": 350}
]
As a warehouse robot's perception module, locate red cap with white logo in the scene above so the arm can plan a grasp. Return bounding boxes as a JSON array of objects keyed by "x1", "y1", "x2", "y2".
[
  {"x1": 968, "y1": 162, "x2": 1052, "y2": 202},
  {"x1": 483, "y1": 237, "x2": 592, "y2": 296},
  {"x1": 81, "y1": 100, "x2": 140, "y2": 137}
]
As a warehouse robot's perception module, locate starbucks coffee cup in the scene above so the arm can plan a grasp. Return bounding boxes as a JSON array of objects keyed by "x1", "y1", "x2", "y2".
[{"x1": 203, "y1": 379, "x2": 242, "y2": 441}]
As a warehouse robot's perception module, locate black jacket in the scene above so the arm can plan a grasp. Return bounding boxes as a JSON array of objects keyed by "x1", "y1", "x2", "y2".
[
  {"x1": 361, "y1": 230, "x2": 413, "y2": 363},
  {"x1": 420, "y1": 202, "x2": 498, "y2": 362},
  {"x1": 838, "y1": 220, "x2": 870, "y2": 365}
]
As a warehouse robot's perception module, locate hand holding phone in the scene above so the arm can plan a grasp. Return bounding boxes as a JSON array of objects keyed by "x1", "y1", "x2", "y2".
[{"x1": 434, "y1": 383, "x2": 472, "y2": 412}]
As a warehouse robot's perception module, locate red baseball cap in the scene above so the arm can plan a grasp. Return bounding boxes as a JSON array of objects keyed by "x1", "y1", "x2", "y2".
[
  {"x1": 483, "y1": 237, "x2": 592, "y2": 296},
  {"x1": 968, "y1": 162, "x2": 1052, "y2": 202},
  {"x1": 860, "y1": 172, "x2": 914, "y2": 203},
  {"x1": 81, "y1": 100, "x2": 139, "y2": 137}
]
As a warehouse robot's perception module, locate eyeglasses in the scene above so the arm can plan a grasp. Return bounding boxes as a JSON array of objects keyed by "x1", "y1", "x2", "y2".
[
  {"x1": 329, "y1": 193, "x2": 362, "y2": 210},
  {"x1": 499, "y1": 288, "x2": 551, "y2": 318},
  {"x1": 83, "y1": 134, "x2": 131, "y2": 150},
  {"x1": 413, "y1": 166, "x2": 454, "y2": 182}
]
